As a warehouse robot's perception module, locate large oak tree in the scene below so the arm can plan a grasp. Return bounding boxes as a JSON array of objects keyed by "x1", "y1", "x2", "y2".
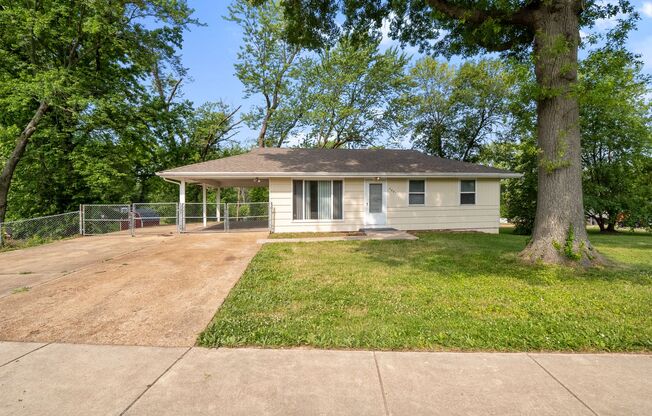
[{"x1": 273, "y1": 0, "x2": 636, "y2": 265}]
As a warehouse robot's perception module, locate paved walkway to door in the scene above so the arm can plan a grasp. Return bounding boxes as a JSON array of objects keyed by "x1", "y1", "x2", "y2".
[
  {"x1": 0, "y1": 232, "x2": 266, "y2": 346},
  {"x1": 0, "y1": 342, "x2": 649, "y2": 415}
]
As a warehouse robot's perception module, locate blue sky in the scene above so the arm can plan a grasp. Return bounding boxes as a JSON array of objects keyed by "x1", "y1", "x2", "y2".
[{"x1": 178, "y1": 0, "x2": 652, "y2": 147}]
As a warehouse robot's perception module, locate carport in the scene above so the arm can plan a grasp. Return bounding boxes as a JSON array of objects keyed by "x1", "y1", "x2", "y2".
[{"x1": 158, "y1": 173, "x2": 270, "y2": 233}]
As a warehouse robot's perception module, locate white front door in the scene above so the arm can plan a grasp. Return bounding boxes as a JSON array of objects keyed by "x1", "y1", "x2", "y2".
[{"x1": 365, "y1": 180, "x2": 386, "y2": 227}]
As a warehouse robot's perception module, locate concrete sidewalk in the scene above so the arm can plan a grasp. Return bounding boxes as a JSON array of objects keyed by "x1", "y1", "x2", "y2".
[{"x1": 0, "y1": 342, "x2": 650, "y2": 416}]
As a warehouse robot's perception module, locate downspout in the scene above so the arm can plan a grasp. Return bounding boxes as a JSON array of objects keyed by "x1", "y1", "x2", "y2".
[{"x1": 162, "y1": 177, "x2": 181, "y2": 186}]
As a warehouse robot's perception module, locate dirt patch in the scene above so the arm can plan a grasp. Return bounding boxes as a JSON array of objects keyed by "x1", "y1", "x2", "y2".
[{"x1": 0, "y1": 232, "x2": 266, "y2": 347}]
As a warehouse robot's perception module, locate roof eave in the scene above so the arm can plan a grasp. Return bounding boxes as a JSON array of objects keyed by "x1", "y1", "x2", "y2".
[{"x1": 156, "y1": 171, "x2": 523, "y2": 179}]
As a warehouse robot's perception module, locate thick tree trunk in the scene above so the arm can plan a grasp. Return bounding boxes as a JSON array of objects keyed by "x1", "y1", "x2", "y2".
[
  {"x1": 596, "y1": 217, "x2": 606, "y2": 232},
  {"x1": 0, "y1": 101, "x2": 49, "y2": 225},
  {"x1": 520, "y1": 5, "x2": 600, "y2": 265}
]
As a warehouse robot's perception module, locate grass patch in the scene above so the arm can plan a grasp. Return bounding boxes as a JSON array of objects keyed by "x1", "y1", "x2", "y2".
[
  {"x1": 198, "y1": 229, "x2": 652, "y2": 352},
  {"x1": 0, "y1": 235, "x2": 79, "y2": 253},
  {"x1": 11, "y1": 286, "x2": 30, "y2": 294}
]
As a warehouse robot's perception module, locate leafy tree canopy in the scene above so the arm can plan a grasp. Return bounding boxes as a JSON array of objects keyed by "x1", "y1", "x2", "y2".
[
  {"x1": 394, "y1": 57, "x2": 522, "y2": 161},
  {"x1": 0, "y1": 0, "x2": 197, "y2": 222},
  {"x1": 273, "y1": 0, "x2": 635, "y2": 56},
  {"x1": 296, "y1": 37, "x2": 409, "y2": 148}
]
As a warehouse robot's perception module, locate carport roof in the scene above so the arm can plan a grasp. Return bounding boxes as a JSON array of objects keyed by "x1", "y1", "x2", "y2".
[{"x1": 157, "y1": 148, "x2": 521, "y2": 179}]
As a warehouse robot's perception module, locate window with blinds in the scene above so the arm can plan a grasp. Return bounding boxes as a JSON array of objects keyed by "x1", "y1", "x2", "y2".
[{"x1": 292, "y1": 180, "x2": 343, "y2": 220}]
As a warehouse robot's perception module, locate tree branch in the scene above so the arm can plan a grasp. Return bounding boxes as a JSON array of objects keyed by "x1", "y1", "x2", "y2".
[
  {"x1": 166, "y1": 78, "x2": 183, "y2": 106},
  {"x1": 426, "y1": 0, "x2": 536, "y2": 27}
]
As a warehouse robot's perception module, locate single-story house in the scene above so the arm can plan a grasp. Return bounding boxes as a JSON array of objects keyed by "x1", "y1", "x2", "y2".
[{"x1": 156, "y1": 147, "x2": 520, "y2": 234}]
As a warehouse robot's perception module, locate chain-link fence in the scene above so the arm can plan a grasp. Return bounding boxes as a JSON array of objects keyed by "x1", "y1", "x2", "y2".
[
  {"x1": 131, "y1": 203, "x2": 179, "y2": 234},
  {"x1": 82, "y1": 204, "x2": 131, "y2": 235},
  {"x1": 0, "y1": 211, "x2": 81, "y2": 248},
  {"x1": 175, "y1": 202, "x2": 268, "y2": 232},
  {"x1": 182, "y1": 202, "x2": 226, "y2": 232},
  {"x1": 224, "y1": 202, "x2": 269, "y2": 231},
  {"x1": 1, "y1": 201, "x2": 271, "y2": 248}
]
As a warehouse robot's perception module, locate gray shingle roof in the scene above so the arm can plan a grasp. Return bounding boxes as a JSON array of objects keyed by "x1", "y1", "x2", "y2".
[{"x1": 157, "y1": 148, "x2": 519, "y2": 178}]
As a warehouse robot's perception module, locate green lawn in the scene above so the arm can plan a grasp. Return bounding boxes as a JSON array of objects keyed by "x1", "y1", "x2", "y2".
[{"x1": 198, "y1": 229, "x2": 652, "y2": 352}]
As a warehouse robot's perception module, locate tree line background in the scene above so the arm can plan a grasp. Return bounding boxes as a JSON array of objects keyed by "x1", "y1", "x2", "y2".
[{"x1": 1, "y1": 0, "x2": 650, "y2": 236}]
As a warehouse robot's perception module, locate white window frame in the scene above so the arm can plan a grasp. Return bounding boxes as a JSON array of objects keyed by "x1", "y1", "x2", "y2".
[
  {"x1": 459, "y1": 179, "x2": 476, "y2": 205},
  {"x1": 291, "y1": 178, "x2": 345, "y2": 222},
  {"x1": 408, "y1": 179, "x2": 426, "y2": 206}
]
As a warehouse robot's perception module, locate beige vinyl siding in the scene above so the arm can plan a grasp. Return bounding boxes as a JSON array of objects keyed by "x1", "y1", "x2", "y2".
[
  {"x1": 269, "y1": 177, "x2": 500, "y2": 234},
  {"x1": 269, "y1": 178, "x2": 364, "y2": 233},
  {"x1": 386, "y1": 178, "x2": 500, "y2": 233}
]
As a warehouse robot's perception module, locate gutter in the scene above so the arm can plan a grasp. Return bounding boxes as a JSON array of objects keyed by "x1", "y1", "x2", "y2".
[
  {"x1": 155, "y1": 171, "x2": 523, "y2": 179},
  {"x1": 162, "y1": 177, "x2": 182, "y2": 186}
]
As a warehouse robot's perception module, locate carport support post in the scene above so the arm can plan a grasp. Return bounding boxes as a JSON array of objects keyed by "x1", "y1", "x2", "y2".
[
  {"x1": 202, "y1": 184, "x2": 207, "y2": 227},
  {"x1": 179, "y1": 180, "x2": 186, "y2": 232},
  {"x1": 216, "y1": 188, "x2": 221, "y2": 222}
]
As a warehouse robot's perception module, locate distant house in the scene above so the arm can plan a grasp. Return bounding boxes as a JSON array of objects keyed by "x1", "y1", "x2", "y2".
[{"x1": 157, "y1": 148, "x2": 520, "y2": 234}]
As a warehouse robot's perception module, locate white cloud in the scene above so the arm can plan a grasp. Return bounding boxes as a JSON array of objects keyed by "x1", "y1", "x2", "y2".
[
  {"x1": 594, "y1": 15, "x2": 620, "y2": 30},
  {"x1": 641, "y1": 2, "x2": 652, "y2": 17}
]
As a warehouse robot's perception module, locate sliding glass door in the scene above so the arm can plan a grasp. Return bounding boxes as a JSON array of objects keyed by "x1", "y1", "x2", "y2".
[{"x1": 293, "y1": 180, "x2": 343, "y2": 220}]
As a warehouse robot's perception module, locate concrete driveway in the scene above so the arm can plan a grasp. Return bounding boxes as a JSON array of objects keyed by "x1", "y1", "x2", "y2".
[
  {"x1": 0, "y1": 234, "x2": 168, "y2": 297},
  {"x1": 0, "y1": 232, "x2": 266, "y2": 346},
  {"x1": 0, "y1": 343, "x2": 650, "y2": 416}
]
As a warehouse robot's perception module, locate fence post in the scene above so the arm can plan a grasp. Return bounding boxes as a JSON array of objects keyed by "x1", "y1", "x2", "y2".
[
  {"x1": 79, "y1": 205, "x2": 83, "y2": 236},
  {"x1": 130, "y1": 204, "x2": 135, "y2": 237},
  {"x1": 268, "y1": 201, "x2": 273, "y2": 232},
  {"x1": 0, "y1": 220, "x2": 3, "y2": 247},
  {"x1": 80, "y1": 204, "x2": 85, "y2": 236}
]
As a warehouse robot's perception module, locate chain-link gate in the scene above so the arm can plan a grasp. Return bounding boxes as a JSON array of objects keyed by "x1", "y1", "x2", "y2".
[
  {"x1": 81, "y1": 204, "x2": 131, "y2": 235},
  {"x1": 224, "y1": 202, "x2": 270, "y2": 231},
  {"x1": 182, "y1": 202, "x2": 226, "y2": 232},
  {"x1": 132, "y1": 203, "x2": 179, "y2": 234}
]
